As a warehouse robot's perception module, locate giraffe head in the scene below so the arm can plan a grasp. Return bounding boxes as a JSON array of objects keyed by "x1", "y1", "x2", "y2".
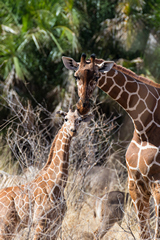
[
  {"x1": 57, "y1": 108, "x2": 93, "y2": 137},
  {"x1": 62, "y1": 54, "x2": 114, "y2": 115}
]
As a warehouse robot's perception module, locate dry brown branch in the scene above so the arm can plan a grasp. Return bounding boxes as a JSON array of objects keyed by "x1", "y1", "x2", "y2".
[{"x1": 0, "y1": 91, "x2": 151, "y2": 239}]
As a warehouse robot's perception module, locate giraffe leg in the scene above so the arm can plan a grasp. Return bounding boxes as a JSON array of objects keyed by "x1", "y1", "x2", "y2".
[
  {"x1": 151, "y1": 182, "x2": 160, "y2": 240},
  {"x1": 33, "y1": 221, "x2": 58, "y2": 240},
  {"x1": 128, "y1": 179, "x2": 152, "y2": 240},
  {"x1": 154, "y1": 204, "x2": 160, "y2": 240},
  {"x1": 32, "y1": 206, "x2": 63, "y2": 239}
]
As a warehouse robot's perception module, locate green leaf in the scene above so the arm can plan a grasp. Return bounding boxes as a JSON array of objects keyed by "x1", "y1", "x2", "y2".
[
  {"x1": 13, "y1": 56, "x2": 24, "y2": 81},
  {"x1": 32, "y1": 34, "x2": 40, "y2": 51},
  {"x1": 47, "y1": 31, "x2": 63, "y2": 53}
]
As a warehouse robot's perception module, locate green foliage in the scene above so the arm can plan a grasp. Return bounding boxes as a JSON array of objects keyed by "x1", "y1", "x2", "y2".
[
  {"x1": 0, "y1": 0, "x2": 80, "y2": 117},
  {"x1": 73, "y1": 0, "x2": 118, "y2": 58},
  {"x1": 144, "y1": 44, "x2": 160, "y2": 81},
  {"x1": 0, "y1": 0, "x2": 79, "y2": 76}
]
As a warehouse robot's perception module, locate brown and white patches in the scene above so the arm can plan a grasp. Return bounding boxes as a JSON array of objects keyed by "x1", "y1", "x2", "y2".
[
  {"x1": 126, "y1": 141, "x2": 139, "y2": 169},
  {"x1": 113, "y1": 63, "x2": 160, "y2": 89},
  {"x1": 138, "y1": 83, "x2": 148, "y2": 100},
  {"x1": 128, "y1": 94, "x2": 139, "y2": 109},
  {"x1": 62, "y1": 55, "x2": 160, "y2": 239},
  {"x1": 97, "y1": 65, "x2": 160, "y2": 238},
  {"x1": 154, "y1": 99, "x2": 160, "y2": 123},
  {"x1": 127, "y1": 139, "x2": 159, "y2": 180},
  {"x1": 98, "y1": 65, "x2": 160, "y2": 139},
  {"x1": 114, "y1": 70, "x2": 126, "y2": 86},
  {"x1": 145, "y1": 91, "x2": 157, "y2": 112},
  {"x1": 100, "y1": 77, "x2": 114, "y2": 93},
  {"x1": 125, "y1": 78, "x2": 138, "y2": 93}
]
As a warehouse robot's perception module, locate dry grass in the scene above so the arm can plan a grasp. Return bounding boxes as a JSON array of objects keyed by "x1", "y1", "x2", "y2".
[{"x1": 0, "y1": 90, "x2": 156, "y2": 239}]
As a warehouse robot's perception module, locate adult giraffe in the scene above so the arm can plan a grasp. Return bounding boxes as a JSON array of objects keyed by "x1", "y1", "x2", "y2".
[
  {"x1": 62, "y1": 53, "x2": 160, "y2": 240},
  {"x1": 0, "y1": 108, "x2": 92, "y2": 240}
]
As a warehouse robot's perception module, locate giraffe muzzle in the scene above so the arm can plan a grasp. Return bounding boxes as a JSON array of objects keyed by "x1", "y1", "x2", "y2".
[{"x1": 76, "y1": 98, "x2": 90, "y2": 115}]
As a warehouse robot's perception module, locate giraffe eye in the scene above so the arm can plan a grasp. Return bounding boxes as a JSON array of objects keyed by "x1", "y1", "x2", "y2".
[
  {"x1": 65, "y1": 118, "x2": 68, "y2": 122},
  {"x1": 74, "y1": 75, "x2": 79, "y2": 81},
  {"x1": 95, "y1": 76, "x2": 99, "y2": 82}
]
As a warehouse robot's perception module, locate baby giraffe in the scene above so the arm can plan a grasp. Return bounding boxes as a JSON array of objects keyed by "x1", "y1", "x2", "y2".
[{"x1": 0, "y1": 108, "x2": 92, "y2": 240}]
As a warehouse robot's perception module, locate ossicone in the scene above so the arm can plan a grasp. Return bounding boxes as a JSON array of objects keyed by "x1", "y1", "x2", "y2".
[{"x1": 80, "y1": 53, "x2": 86, "y2": 64}]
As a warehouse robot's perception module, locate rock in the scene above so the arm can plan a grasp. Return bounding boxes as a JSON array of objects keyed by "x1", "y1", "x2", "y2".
[{"x1": 61, "y1": 166, "x2": 128, "y2": 239}]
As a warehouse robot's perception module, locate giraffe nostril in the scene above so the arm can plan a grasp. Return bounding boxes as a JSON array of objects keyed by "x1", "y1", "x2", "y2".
[{"x1": 83, "y1": 103, "x2": 86, "y2": 108}]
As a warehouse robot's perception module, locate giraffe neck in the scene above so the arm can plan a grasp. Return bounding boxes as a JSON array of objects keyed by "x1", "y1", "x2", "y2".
[
  {"x1": 42, "y1": 125, "x2": 72, "y2": 185},
  {"x1": 97, "y1": 64, "x2": 160, "y2": 139}
]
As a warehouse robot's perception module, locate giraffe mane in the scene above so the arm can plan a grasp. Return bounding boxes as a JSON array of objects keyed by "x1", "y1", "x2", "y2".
[
  {"x1": 94, "y1": 58, "x2": 160, "y2": 88},
  {"x1": 42, "y1": 133, "x2": 59, "y2": 171},
  {"x1": 113, "y1": 63, "x2": 160, "y2": 88}
]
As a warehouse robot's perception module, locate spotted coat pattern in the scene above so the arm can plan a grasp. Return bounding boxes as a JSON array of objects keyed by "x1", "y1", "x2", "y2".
[
  {"x1": 0, "y1": 109, "x2": 91, "y2": 240},
  {"x1": 62, "y1": 54, "x2": 160, "y2": 240}
]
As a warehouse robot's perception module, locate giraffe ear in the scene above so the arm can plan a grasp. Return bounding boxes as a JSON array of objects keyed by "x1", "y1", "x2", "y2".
[
  {"x1": 62, "y1": 56, "x2": 79, "y2": 71},
  {"x1": 98, "y1": 61, "x2": 114, "y2": 73},
  {"x1": 56, "y1": 111, "x2": 67, "y2": 117}
]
